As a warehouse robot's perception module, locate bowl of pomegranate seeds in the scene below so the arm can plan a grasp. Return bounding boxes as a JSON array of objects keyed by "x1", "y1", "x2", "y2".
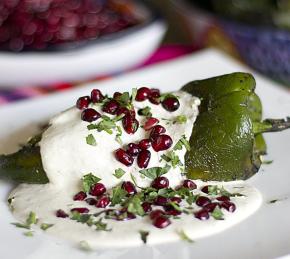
[{"x1": 0, "y1": 0, "x2": 166, "y2": 87}]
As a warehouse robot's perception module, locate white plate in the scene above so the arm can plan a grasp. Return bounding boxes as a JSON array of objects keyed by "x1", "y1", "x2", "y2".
[{"x1": 0, "y1": 49, "x2": 290, "y2": 259}]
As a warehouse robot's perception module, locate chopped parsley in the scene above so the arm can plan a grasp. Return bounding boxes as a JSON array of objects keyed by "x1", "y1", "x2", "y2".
[
  {"x1": 24, "y1": 231, "x2": 34, "y2": 237},
  {"x1": 110, "y1": 185, "x2": 127, "y2": 206},
  {"x1": 82, "y1": 173, "x2": 101, "y2": 193},
  {"x1": 174, "y1": 135, "x2": 190, "y2": 151},
  {"x1": 12, "y1": 211, "x2": 38, "y2": 234},
  {"x1": 115, "y1": 125, "x2": 123, "y2": 144},
  {"x1": 177, "y1": 230, "x2": 194, "y2": 243},
  {"x1": 211, "y1": 207, "x2": 224, "y2": 220},
  {"x1": 126, "y1": 196, "x2": 145, "y2": 216},
  {"x1": 40, "y1": 223, "x2": 54, "y2": 231},
  {"x1": 86, "y1": 134, "x2": 97, "y2": 146},
  {"x1": 139, "y1": 164, "x2": 171, "y2": 179},
  {"x1": 113, "y1": 168, "x2": 126, "y2": 179},
  {"x1": 138, "y1": 106, "x2": 152, "y2": 117},
  {"x1": 175, "y1": 115, "x2": 187, "y2": 124},
  {"x1": 161, "y1": 151, "x2": 183, "y2": 168},
  {"x1": 139, "y1": 230, "x2": 149, "y2": 244},
  {"x1": 94, "y1": 218, "x2": 111, "y2": 231}
]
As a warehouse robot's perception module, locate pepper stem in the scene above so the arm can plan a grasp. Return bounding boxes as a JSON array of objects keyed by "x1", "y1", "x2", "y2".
[{"x1": 253, "y1": 117, "x2": 290, "y2": 134}]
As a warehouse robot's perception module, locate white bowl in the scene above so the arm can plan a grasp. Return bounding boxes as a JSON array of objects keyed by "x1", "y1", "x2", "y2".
[{"x1": 0, "y1": 18, "x2": 166, "y2": 88}]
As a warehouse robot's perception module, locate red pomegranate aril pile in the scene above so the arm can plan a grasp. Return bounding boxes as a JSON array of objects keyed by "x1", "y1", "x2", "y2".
[
  {"x1": 90, "y1": 183, "x2": 106, "y2": 196},
  {"x1": 122, "y1": 181, "x2": 137, "y2": 195},
  {"x1": 153, "y1": 216, "x2": 171, "y2": 229},
  {"x1": 162, "y1": 97, "x2": 180, "y2": 112},
  {"x1": 115, "y1": 148, "x2": 134, "y2": 166},
  {"x1": 151, "y1": 176, "x2": 169, "y2": 189},
  {"x1": 152, "y1": 134, "x2": 173, "y2": 152},
  {"x1": 135, "y1": 87, "x2": 151, "y2": 101},
  {"x1": 102, "y1": 100, "x2": 120, "y2": 115},
  {"x1": 96, "y1": 196, "x2": 110, "y2": 208},
  {"x1": 85, "y1": 198, "x2": 97, "y2": 206},
  {"x1": 216, "y1": 196, "x2": 231, "y2": 202},
  {"x1": 73, "y1": 191, "x2": 87, "y2": 201},
  {"x1": 76, "y1": 96, "x2": 91, "y2": 110},
  {"x1": 170, "y1": 197, "x2": 182, "y2": 204},
  {"x1": 91, "y1": 89, "x2": 104, "y2": 103},
  {"x1": 142, "y1": 202, "x2": 152, "y2": 213},
  {"x1": 143, "y1": 117, "x2": 159, "y2": 131},
  {"x1": 154, "y1": 196, "x2": 168, "y2": 206},
  {"x1": 138, "y1": 139, "x2": 151, "y2": 150},
  {"x1": 220, "y1": 201, "x2": 236, "y2": 212},
  {"x1": 204, "y1": 202, "x2": 219, "y2": 213},
  {"x1": 56, "y1": 209, "x2": 69, "y2": 218},
  {"x1": 71, "y1": 207, "x2": 89, "y2": 214},
  {"x1": 194, "y1": 209, "x2": 210, "y2": 220},
  {"x1": 183, "y1": 179, "x2": 197, "y2": 190},
  {"x1": 81, "y1": 108, "x2": 101, "y2": 122},
  {"x1": 150, "y1": 209, "x2": 165, "y2": 220},
  {"x1": 149, "y1": 88, "x2": 161, "y2": 104},
  {"x1": 196, "y1": 196, "x2": 211, "y2": 207},
  {"x1": 126, "y1": 143, "x2": 141, "y2": 157},
  {"x1": 137, "y1": 150, "x2": 151, "y2": 168},
  {"x1": 122, "y1": 115, "x2": 139, "y2": 134},
  {"x1": 150, "y1": 125, "x2": 166, "y2": 140}
]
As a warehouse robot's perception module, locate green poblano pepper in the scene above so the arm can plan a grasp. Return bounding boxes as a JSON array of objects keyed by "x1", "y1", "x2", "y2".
[{"x1": 0, "y1": 72, "x2": 289, "y2": 184}]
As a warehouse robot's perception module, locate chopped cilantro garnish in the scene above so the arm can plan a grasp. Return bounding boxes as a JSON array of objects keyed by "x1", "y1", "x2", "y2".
[
  {"x1": 126, "y1": 196, "x2": 145, "y2": 216},
  {"x1": 86, "y1": 134, "x2": 97, "y2": 146},
  {"x1": 115, "y1": 125, "x2": 123, "y2": 144},
  {"x1": 40, "y1": 223, "x2": 54, "y2": 231},
  {"x1": 82, "y1": 173, "x2": 101, "y2": 193},
  {"x1": 139, "y1": 164, "x2": 171, "y2": 179},
  {"x1": 177, "y1": 230, "x2": 194, "y2": 243},
  {"x1": 94, "y1": 218, "x2": 111, "y2": 231},
  {"x1": 113, "y1": 168, "x2": 126, "y2": 179},
  {"x1": 175, "y1": 115, "x2": 187, "y2": 124},
  {"x1": 12, "y1": 211, "x2": 38, "y2": 231},
  {"x1": 131, "y1": 88, "x2": 137, "y2": 101},
  {"x1": 138, "y1": 106, "x2": 152, "y2": 117},
  {"x1": 161, "y1": 151, "x2": 183, "y2": 168},
  {"x1": 24, "y1": 231, "x2": 34, "y2": 237},
  {"x1": 110, "y1": 185, "x2": 127, "y2": 206},
  {"x1": 139, "y1": 230, "x2": 149, "y2": 244},
  {"x1": 211, "y1": 207, "x2": 224, "y2": 220},
  {"x1": 11, "y1": 222, "x2": 31, "y2": 229},
  {"x1": 71, "y1": 212, "x2": 92, "y2": 223},
  {"x1": 174, "y1": 135, "x2": 190, "y2": 151}
]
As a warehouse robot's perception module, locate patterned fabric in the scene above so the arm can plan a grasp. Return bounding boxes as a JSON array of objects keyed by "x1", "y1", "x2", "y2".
[{"x1": 0, "y1": 44, "x2": 196, "y2": 106}]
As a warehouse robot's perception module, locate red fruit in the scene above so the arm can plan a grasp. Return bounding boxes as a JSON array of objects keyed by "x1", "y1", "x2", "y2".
[
  {"x1": 142, "y1": 202, "x2": 152, "y2": 213},
  {"x1": 170, "y1": 197, "x2": 182, "y2": 204},
  {"x1": 116, "y1": 107, "x2": 135, "y2": 117},
  {"x1": 91, "y1": 89, "x2": 104, "y2": 103},
  {"x1": 102, "y1": 99, "x2": 119, "y2": 114},
  {"x1": 153, "y1": 216, "x2": 171, "y2": 228},
  {"x1": 137, "y1": 150, "x2": 151, "y2": 168},
  {"x1": 122, "y1": 181, "x2": 137, "y2": 195},
  {"x1": 135, "y1": 87, "x2": 151, "y2": 101},
  {"x1": 162, "y1": 97, "x2": 180, "y2": 112},
  {"x1": 220, "y1": 201, "x2": 236, "y2": 212},
  {"x1": 204, "y1": 202, "x2": 219, "y2": 212},
  {"x1": 81, "y1": 108, "x2": 101, "y2": 122},
  {"x1": 73, "y1": 191, "x2": 87, "y2": 201},
  {"x1": 85, "y1": 198, "x2": 97, "y2": 206},
  {"x1": 150, "y1": 209, "x2": 165, "y2": 220},
  {"x1": 90, "y1": 183, "x2": 106, "y2": 196},
  {"x1": 126, "y1": 143, "x2": 141, "y2": 156},
  {"x1": 150, "y1": 125, "x2": 166, "y2": 139},
  {"x1": 201, "y1": 185, "x2": 210, "y2": 194},
  {"x1": 149, "y1": 88, "x2": 161, "y2": 104},
  {"x1": 154, "y1": 196, "x2": 168, "y2": 206},
  {"x1": 164, "y1": 205, "x2": 182, "y2": 216},
  {"x1": 71, "y1": 207, "x2": 89, "y2": 214},
  {"x1": 115, "y1": 148, "x2": 134, "y2": 166},
  {"x1": 96, "y1": 196, "x2": 110, "y2": 208},
  {"x1": 183, "y1": 179, "x2": 197, "y2": 190},
  {"x1": 196, "y1": 196, "x2": 211, "y2": 207},
  {"x1": 216, "y1": 196, "x2": 231, "y2": 202},
  {"x1": 194, "y1": 209, "x2": 210, "y2": 220},
  {"x1": 113, "y1": 92, "x2": 122, "y2": 99},
  {"x1": 143, "y1": 117, "x2": 159, "y2": 131},
  {"x1": 76, "y1": 96, "x2": 91, "y2": 110},
  {"x1": 56, "y1": 209, "x2": 68, "y2": 218},
  {"x1": 151, "y1": 176, "x2": 169, "y2": 189},
  {"x1": 122, "y1": 115, "x2": 139, "y2": 134},
  {"x1": 138, "y1": 139, "x2": 151, "y2": 150},
  {"x1": 151, "y1": 135, "x2": 173, "y2": 152}
]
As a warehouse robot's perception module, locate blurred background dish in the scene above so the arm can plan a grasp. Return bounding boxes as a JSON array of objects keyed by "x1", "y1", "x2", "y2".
[{"x1": 0, "y1": 0, "x2": 166, "y2": 87}]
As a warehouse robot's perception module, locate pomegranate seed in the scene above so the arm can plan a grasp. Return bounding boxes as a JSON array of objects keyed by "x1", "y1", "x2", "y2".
[
  {"x1": 151, "y1": 135, "x2": 173, "y2": 152},
  {"x1": 96, "y1": 196, "x2": 110, "y2": 208},
  {"x1": 56, "y1": 209, "x2": 68, "y2": 218},
  {"x1": 150, "y1": 209, "x2": 165, "y2": 220},
  {"x1": 73, "y1": 191, "x2": 87, "y2": 201},
  {"x1": 91, "y1": 89, "x2": 104, "y2": 103},
  {"x1": 122, "y1": 181, "x2": 137, "y2": 195},
  {"x1": 102, "y1": 100, "x2": 119, "y2": 115},
  {"x1": 122, "y1": 115, "x2": 139, "y2": 134},
  {"x1": 150, "y1": 125, "x2": 166, "y2": 139},
  {"x1": 71, "y1": 207, "x2": 89, "y2": 214},
  {"x1": 126, "y1": 143, "x2": 141, "y2": 157},
  {"x1": 137, "y1": 150, "x2": 151, "y2": 168},
  {"x1": 90, "y1": 183, "x2": 106, "y2": 196},
  {"x1": 76, "y1": 96, "x2": 90, "y2": 110},
  {"x1": 135, "y1": 87, "x2": 151, "y2": 101},
  {"x1": 138, "y1": 139, "x2": 151, "y2": 150},
  {"x1": 116, "y1": 209, "x2": 136, "y2": 221},
  {"x1": 220, "y1": 201, "x2": 236, "y2": 212},
  {"x1": 170, "y1": 197, "x2": 182, "y2": 204},
  {"x1": 201, "y1": 186, "x2": 210, "y2": 194},
  {"x1": 153, "y1": 216, "x2": 171, "y2": 228},
  {"x1": 162, "y1": 97, "x2": 180, "y2": 112},
  {"x1": 194, "y1": 209, "x2": 210, "y2": 220},
  {"x1": 196, "y1": 196, "x2": 211, "y2": 207},
  {"x1": 154, "y1": 196, "x2": 168, "y2": 206},
  {"x1": 204, "y1": 202, "x2": 219, "y2": 212},
  {"x1": 149, "y1": 89, "x2": 161, "y2": 104},
  {"x1": 216, "y1": 196, "x2": 231, "y2": 202},
  {"x1": 116, "y1": 107, "x2": 135, "y2": 117},
  {"x1": 183, "y1": 179, "x2": 197, "y2": 190},
  {"x1": 81, "y1": 108, "x2": 101, "y2": 122},
  {"x1": 151, "y1": 177, "x2": 169, "y2": 189},
  {"x1": 143, "y1": 117, "x2": 159, "y2": 131},
  {"x1": 164, "y1": 206, "x2": 182, "y2": 216},
  {"x1": 115, "y1": 148, "x2": 134, "y2": 166},
  {"x1": 85, "y1": 198, "x2": 97, "y2": 206},
  {"x1": 113, "y1": 92, "x2": 122, "y2": 99},
  {"x1": 142, "y1": 202, "x2": 152, "y2": 213}
]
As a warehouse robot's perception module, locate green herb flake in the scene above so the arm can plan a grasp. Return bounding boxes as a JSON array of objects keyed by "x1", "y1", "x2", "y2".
[
  {"x1": 131, "y1": 88, "x2": 138, "y2": 101},
  {"x1": 24, "y1": 231, "x2": 34, "y2": 237},
  {"x1": 11, "y1": 222, "x2": 31, "y2": 229},
  {"x1": 111, "y1": 185, "x2": 127, "y2": 206},
  {"x1": 211, "y1": 207, "x2": 224, "y2": 220},
  {"x1": 175, "y1": 115, "x2": 187, "y2": 124},
  {"x1": 82, "y1": 173, "x2": 101, "y2": 193},
  {"x1": 40, "y1": 223, "x2": 54, "y2": 231},
  {"x1": 115, "y1": 125, "x2": 123, "y2": 144},
  {"x1": 263, "y1": 160, "x2": 273, "y2": 165},
  {"x1": 127, "y1": 196, "x2": 145, "y2": 216},
  {"x1": 26, "y1": 211, "x2": 38, "y2": 225},
  {"x1": 161, "y1": 151, "x2": 183, "y2": 168},
  {"x1": 138, "y1": 106, "x2": 152, "y2": 117},
  {"x1": 113, "y1": 168, "x2": 126, "y2": 179},
  {"x1": 177, "y1": 230, "x2": 194, "y2": 243},
  {"x1": 130, "y1": 173, "x2": 138, "y2": 187},
  {"x1": 174, "y1": 135, "x2": 190, "y2": 151},
  {"x1": 86, "y1": 134, "x2": 97, "y2": 146},
  {"x1": 71, "y1": 212, "x2": 92, "y2": 223},
  {"x1": 139, "y1": 164, "x2": 171, "y2": 179},
  {"x1": 94, "y1": 218, "x2": 111, "y2": 232},
  {"x1": 139, "y1": 230, "x2": 149, "y2": 244}
]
